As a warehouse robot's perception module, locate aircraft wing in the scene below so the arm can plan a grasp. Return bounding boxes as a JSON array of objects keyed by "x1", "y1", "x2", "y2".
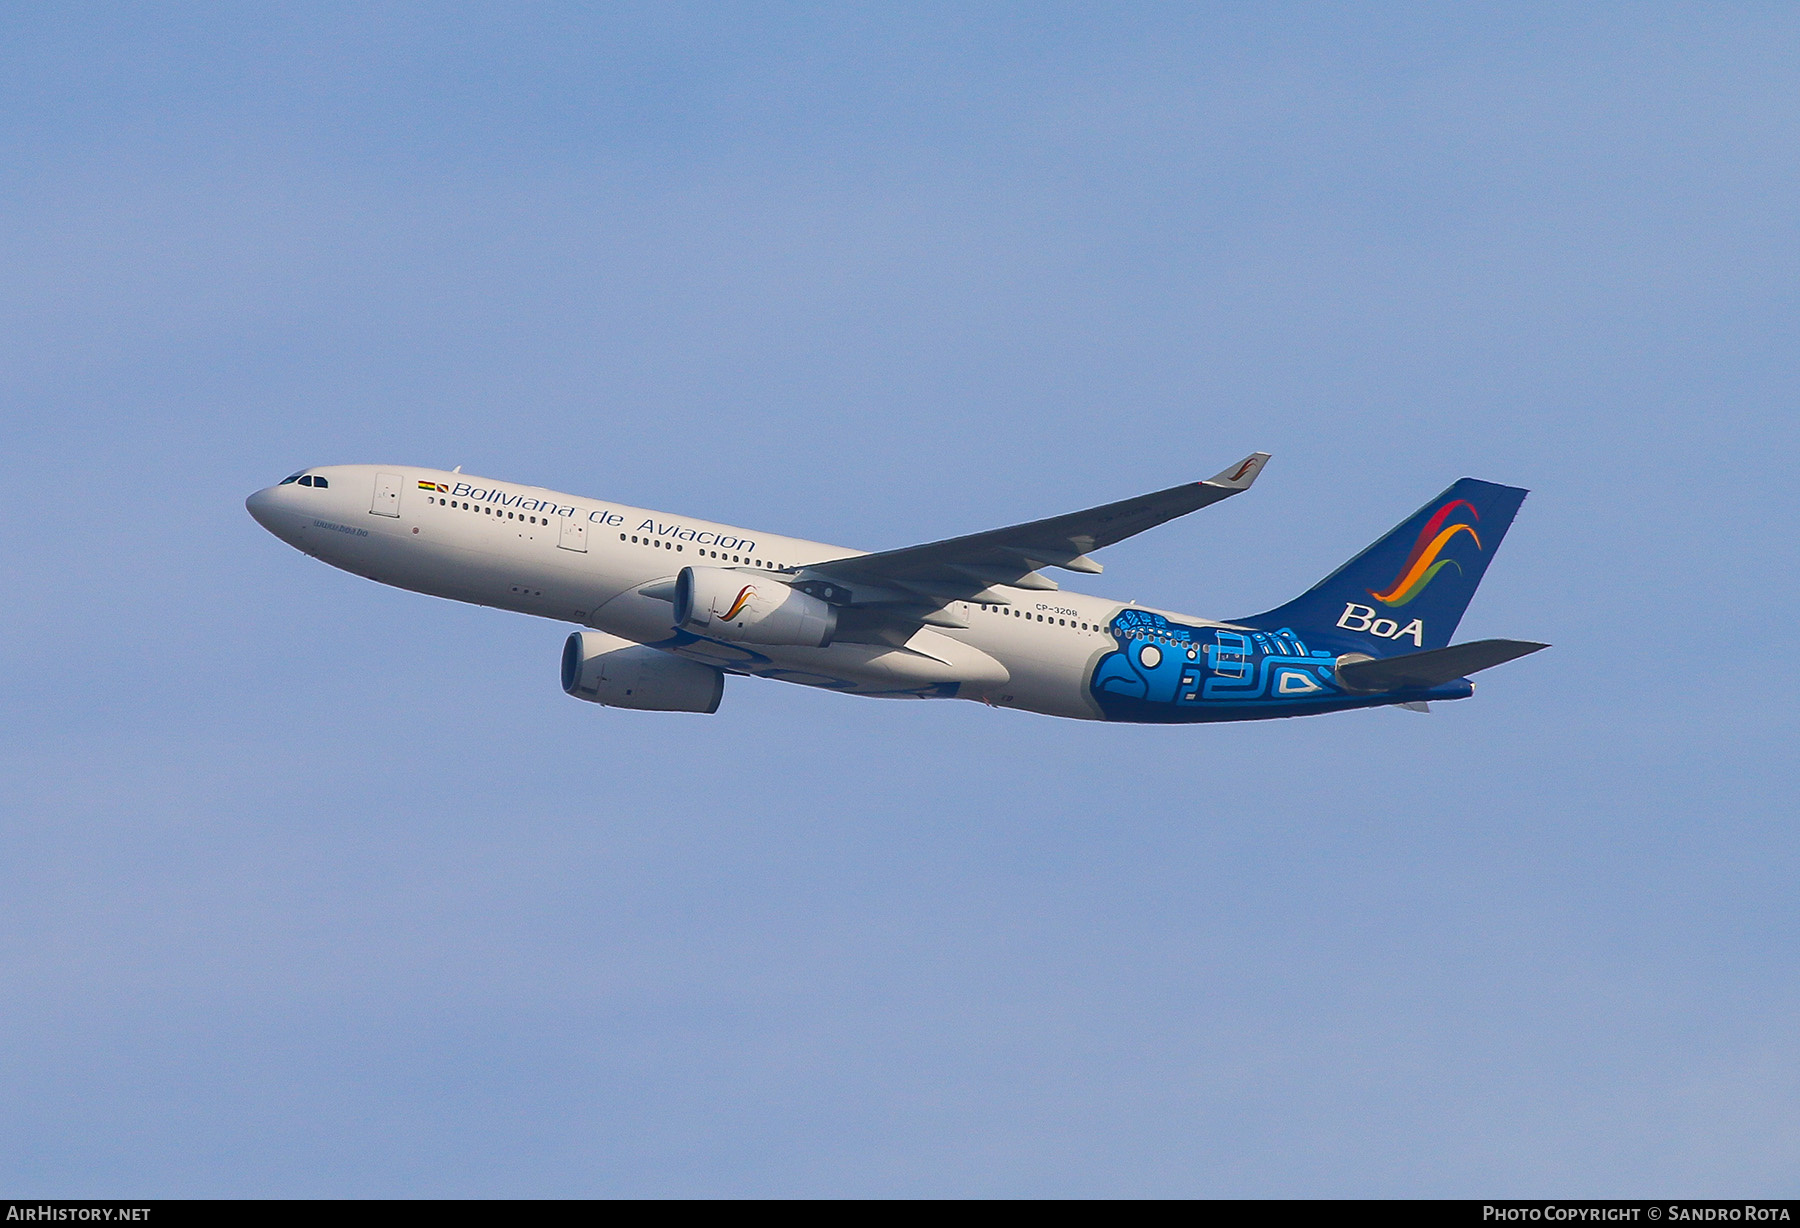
[{"x1": 806, "y1": 452, "x2": 1270, "y2": 606}]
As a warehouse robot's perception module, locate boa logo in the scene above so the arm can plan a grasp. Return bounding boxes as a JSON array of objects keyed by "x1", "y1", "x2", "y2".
[
  {"x1": 1370, "y1": 499, "x2": 1481, "y2": 607},
  {"x1": 1337, "y1": 603, "x2": 1425, "y2": 646}
]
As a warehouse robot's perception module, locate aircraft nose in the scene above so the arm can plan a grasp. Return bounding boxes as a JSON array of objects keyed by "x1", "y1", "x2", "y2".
[
  {"x1": 244, "y1": 478, "x2": 297, "y2": 532},
  {"x1": 245, "y1": 486, "x2": 281, "y2": 531}
]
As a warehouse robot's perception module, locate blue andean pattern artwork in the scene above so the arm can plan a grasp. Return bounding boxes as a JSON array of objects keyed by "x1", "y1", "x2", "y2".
[{"x1": 1090, "y1": 608, "x2": 1356, "y2": 723}]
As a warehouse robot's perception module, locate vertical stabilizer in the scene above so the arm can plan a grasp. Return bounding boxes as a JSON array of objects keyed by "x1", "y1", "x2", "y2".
[{"x1": 1233, "y1": 479, "x2": 1528, "y2": 651}]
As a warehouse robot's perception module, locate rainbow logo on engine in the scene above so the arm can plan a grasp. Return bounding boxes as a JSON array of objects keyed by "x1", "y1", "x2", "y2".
[{"x1": 720, "y1": 585, "x2": 756, "y2": 622}]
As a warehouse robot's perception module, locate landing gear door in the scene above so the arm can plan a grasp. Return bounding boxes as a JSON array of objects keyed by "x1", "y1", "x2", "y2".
[
  {"x1": 371, "y1": 472, "x2": 402, "y2": 517},
  {"x1": 558, "y1": 514, "x2": 588, "y2": 552}
]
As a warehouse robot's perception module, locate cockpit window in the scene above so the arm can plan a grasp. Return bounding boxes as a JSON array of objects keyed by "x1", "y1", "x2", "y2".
[
  {"x1": 311, "y1": 476, "x2": 329, "y2": 488},
  {"x1": 293, "y1": 475, "x2": 330, "y2": 488},
  {"x1": 279, "y1": 472, "x2": 303, "y2": 485}
]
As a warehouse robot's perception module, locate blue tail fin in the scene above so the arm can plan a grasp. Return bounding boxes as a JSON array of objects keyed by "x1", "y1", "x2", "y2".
[{"x1": 1234, "y1": 478, "x2": 1528, "y2": 651}]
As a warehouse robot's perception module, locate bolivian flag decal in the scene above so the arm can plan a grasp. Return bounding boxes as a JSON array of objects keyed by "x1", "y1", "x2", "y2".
[{"x1": 418, "y1": 481, "x2": 449, "y2": 492}]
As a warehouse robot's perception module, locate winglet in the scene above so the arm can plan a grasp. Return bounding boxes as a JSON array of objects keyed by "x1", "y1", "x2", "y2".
[{"x1": 1204, "y1": 452, "x2": 1271, "y2": 491}]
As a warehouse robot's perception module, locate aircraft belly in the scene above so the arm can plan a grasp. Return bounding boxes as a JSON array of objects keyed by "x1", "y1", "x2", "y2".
[
  {"x1": 628, "y1": 624, "x2": 1009, "y2": 697},
  {"x1": 329, "y1": 524, "x2": 628, "y2": 624},
  {"x1": 765, "y1": 633, "x2": 1008, "y2": 694},
  {"x1": 989, "y1": 641, "x2": 1105, "y2": 720},
  {"x1": 589, "y1": 579, "x2": 684, "y2": 642}
]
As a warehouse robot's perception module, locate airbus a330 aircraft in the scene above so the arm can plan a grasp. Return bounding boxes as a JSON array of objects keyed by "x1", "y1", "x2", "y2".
[{"x1": 246, "y1": 455, "x2": 1545, "y2": 722}]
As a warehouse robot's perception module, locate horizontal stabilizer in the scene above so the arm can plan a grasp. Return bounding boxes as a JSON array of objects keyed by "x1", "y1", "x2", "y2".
[{"x1": 1336, "y1": 639, "x2": 1549, "y2": 693}]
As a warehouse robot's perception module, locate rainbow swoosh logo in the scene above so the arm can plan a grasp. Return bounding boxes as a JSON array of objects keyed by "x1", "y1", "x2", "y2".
[
  {"x1": 720, "y1": 585, "x2": 756, "y2": 622},
  {"x1": 1369, "y1": 499, "x2": 1481, "y2": 606}
]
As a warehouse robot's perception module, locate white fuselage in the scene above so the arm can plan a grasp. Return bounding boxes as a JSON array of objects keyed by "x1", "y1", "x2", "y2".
[{"x1": 247, "y1": 464, "x2": 1228, "y2": 720}]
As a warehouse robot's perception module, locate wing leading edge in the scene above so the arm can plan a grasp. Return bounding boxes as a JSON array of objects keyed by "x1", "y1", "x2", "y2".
[{"x1": 805, "y1": 452, "x2": 1270, "y2": 607}]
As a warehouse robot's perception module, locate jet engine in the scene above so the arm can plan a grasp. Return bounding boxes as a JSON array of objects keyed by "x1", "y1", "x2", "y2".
[
  {"x1": 672, "y1": 566, "x2": 837, "y2": 648},
  {"x1": 561, "y1": 631, "x2": 724, "y2": 713}
]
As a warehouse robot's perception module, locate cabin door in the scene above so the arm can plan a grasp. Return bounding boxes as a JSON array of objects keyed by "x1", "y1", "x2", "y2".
[
  {"x1": 371, "y1": 472, "x2": 402, "y2": 517},
  {"x1": 558, "y1": 515, "x2": 588, "y2": 552}
]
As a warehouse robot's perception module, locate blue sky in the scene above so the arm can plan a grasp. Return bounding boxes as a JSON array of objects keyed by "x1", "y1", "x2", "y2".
[{"x1": 1, "y1": 4, "x2": 1795, "y2": 1196}]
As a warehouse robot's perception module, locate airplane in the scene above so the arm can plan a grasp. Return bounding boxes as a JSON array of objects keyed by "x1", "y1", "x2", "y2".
[{"x1": 245, "y1": 455, "x2": 1546, "y2": 723}]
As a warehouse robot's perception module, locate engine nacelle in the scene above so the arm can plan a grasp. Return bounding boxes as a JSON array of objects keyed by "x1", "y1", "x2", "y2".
[
  {"x1": 561, "y1": 631, "x2": 724, "y2": 713},
  {"x1": 672, "y1": 566, "x2": 837, "y2": 648}
]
